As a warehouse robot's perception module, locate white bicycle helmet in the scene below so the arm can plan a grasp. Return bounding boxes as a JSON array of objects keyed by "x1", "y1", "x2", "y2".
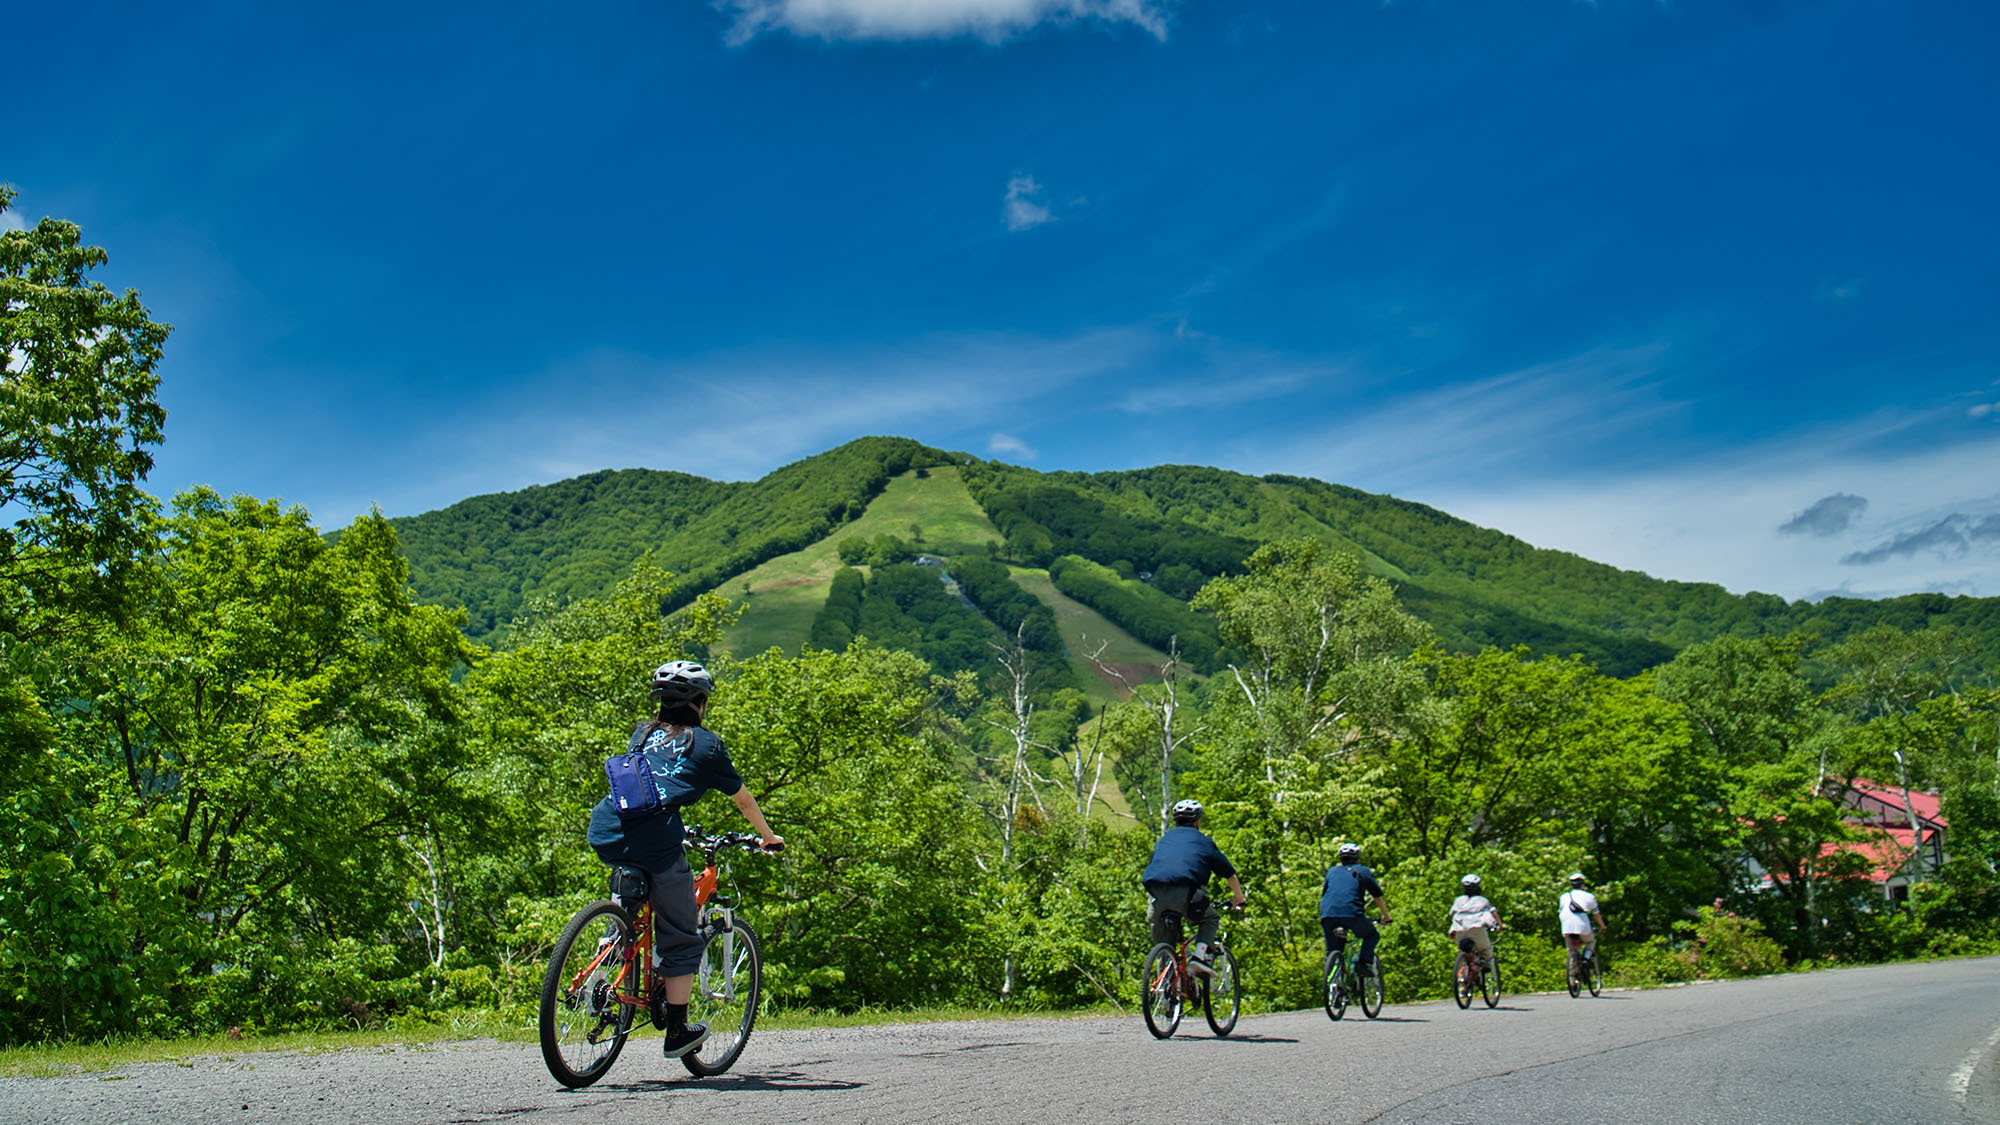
[
  {"x1": 1171, "y1": 798, "x2": 1204, "y2": 825},
  {"x1": 650, "y1": 660, "x2": 714, "y2": 704}
]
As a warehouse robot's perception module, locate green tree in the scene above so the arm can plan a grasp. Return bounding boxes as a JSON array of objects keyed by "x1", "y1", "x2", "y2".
[{"x1": 0, "y1": 186, "x2": 170, "y2": 639}]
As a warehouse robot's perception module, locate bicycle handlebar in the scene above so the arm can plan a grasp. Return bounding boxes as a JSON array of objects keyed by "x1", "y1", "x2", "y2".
[{"x1": 683, "y1": 826, "x2": 782, "y2": 854}]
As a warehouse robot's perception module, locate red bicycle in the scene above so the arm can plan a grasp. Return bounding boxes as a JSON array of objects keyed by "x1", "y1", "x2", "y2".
[
  {"x1": 538, "y1": 828, "x2": 771, "y2": 1087},
  {"x1": 1141, "y1": 909, "x2": 1241, "y2": 1039}
]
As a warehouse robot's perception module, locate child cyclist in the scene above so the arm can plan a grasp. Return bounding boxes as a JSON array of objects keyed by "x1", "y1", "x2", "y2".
[
  {"x1": 585, "y1": 660, "x2": 783, "y2": 1058},
  {"x1": 1448, "y1": 874, "x2": 1504, "y2": 971},
  {"x1": 1142, "y1": 799, "x2": 1247, "y2": 975}
]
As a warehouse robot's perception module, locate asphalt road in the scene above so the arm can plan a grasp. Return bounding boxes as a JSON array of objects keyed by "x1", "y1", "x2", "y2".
[{"x1": 9, "y1": 957, "x2": 2000, "y2": 1124}]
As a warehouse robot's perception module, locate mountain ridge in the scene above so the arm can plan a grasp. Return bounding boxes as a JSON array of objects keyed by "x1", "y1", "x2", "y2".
[{"x1": 388, "y1": 436, "x2": 2000, "y2": 678}]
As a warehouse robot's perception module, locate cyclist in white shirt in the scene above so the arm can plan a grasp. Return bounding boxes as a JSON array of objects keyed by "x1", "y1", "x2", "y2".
[
  {"x1": 1447, "y1": 874, "x2": 1503, "y2": 970},
  {"x1": 1559, "y1": 872, "x2": 1604, "y2": 960}
]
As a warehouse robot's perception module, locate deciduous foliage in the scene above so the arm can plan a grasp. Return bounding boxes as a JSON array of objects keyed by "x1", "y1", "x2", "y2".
[{"x1": 0, "y1": 185, "x2": 170, "y2": 638}]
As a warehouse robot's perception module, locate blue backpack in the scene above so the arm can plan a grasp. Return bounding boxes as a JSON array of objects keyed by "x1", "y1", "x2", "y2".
[{"x1": 604, "y1": 725, "x2": 691, "y2": 823}]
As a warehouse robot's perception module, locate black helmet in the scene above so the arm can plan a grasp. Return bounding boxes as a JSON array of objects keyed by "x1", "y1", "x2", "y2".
[
  {"x1": 1171, "y1": 798, "x2": 1203, "y2": 826},
  {"x1": 650, "y1": 660, "x2": 714, "y2": 704},
  {"x1": 1337, "y1": 842, "x2": 1362, "y2": 863}
]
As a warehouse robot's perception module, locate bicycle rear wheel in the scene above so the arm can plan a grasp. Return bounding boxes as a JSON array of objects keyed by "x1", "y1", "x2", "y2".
[
  {"x1": 1481, "y1": 953, "x2": 1501, "y2": 1008},
  {"x1": 1324, "y1": 953, "x2": 1349, "y2": 1021},
  {"x1": 1452, "y1": 953, "x2": 1473, "y2": 1010},
  {"x1": 539, "y1": 901, "x2": 636, "y2": 1088},
  {"x1": 1203, "y1": 944, "x2": 1240, "y2": 1037},
  {"x1": 1586, "y1": 950, "x2": 1604, "y2": 998},
  {"x1": 1141, "y1": 943, "x2": 1184, "y2": 1039},
  {"x1": 1360, "y1": 957, "x2": 1385, "y2": 1019},
  {"x1": 1566, "y1": 949, "x2": 1582, "y2": 998},
  {"x1": 681, "y1": 916, "x2": 762, "y2": 1077}
]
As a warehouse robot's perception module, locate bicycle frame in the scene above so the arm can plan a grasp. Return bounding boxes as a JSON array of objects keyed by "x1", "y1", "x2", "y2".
[{"x1": 562, "y1": 846, "x2": 735, "y2": 1024}]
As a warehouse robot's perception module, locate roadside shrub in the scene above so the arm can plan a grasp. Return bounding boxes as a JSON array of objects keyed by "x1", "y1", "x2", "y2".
[{"x1": 1678, "y1": 905, "x2": 1785, "y2": 978}]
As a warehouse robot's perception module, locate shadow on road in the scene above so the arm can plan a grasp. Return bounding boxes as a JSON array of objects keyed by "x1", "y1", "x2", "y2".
[
  {"x1": 1348, "y1": 1015, "x2": 1430, "y2": 1024},
  {"x1": 592, "y1": 1069, "x2": 868, "y2": 1094},
  {"x1": 1197, "y1": 1033, "x2": 1302, "y2": 1044}
]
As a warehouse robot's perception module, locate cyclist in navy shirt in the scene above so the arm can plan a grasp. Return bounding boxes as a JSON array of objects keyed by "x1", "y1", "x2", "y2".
[
  {"x1": 587, "y1": 660, "x2": 782, "y2": 1060},
  {"x1": 1320, "y1": 841, "x2": 1393, "y2": 973},
  {"x1": 1142, "y1": 799, "x2": 1247, "y2": 975}
]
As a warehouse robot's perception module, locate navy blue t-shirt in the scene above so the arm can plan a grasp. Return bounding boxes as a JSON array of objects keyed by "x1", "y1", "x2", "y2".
[
  {"x1": 586, "y1": 723, "x2": 744, "y2": 870},
  {"x1": 1142, "y1": 825, "x2": 1238, "y2": 888},
  {"x1": 1319, "y1": 862, "x2": 1384, "y2": 918}
]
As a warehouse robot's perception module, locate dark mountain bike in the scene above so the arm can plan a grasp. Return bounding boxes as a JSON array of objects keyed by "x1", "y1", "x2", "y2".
[
  {"x1": 538, "y1": 828, "x2": 772, "y2": 1087},
  {"x1": 1141, "y1": 907, "x2": 1241, "y2": 1039},
  {"x1": 1322, "y1": 923, "x2": 1385, "y2": 1021},
  {"x1": 1566, "y1": 940, "x2": 1604, "y2": 999}
]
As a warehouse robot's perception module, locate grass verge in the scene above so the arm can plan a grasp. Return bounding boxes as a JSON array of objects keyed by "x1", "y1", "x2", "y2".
[{"x1": 0, "y1": 1002, "x2": 1125, "y2": 1078}]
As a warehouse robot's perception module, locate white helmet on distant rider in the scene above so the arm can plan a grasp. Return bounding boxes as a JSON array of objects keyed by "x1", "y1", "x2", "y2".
[{"x1": 1171, "y1": 798, "x2": 1204, "y2": 826}]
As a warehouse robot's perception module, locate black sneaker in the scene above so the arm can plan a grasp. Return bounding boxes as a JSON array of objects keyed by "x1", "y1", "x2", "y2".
[{"x1": 661, "y1": 1022, "x2": 710, "y2": 1059}]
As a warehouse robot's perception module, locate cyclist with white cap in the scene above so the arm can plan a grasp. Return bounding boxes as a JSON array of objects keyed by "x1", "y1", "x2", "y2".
[{"x1": 1559, "y1": 872, "x2": 1605, "y2": 961}]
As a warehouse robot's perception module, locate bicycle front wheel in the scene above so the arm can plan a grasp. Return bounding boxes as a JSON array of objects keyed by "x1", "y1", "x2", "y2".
[
  {"x1": 681, "y1": 917, "x2": 762, "y2": 1077},
  {"x1": 1141, "y1": 943, "x2": 1183, "y2": 1039},
  {"x1": 1452, "y1": 953, "x2": 1473, "y2": 1010},
  {"x1": 1203, "y1": 944, "x2": 1240, "y2": 1037},
  {"x1": 1587, "y1": 951, "x2": 1604, "y2": 998},
  {"x1": 1324, "y1": 954, "x2": 1348, "y2": 1021},
  {"x1": 1360, "y1": 957, "x2": 1385, "y2": 1019},
  {"x1": 539, "y1": 901, "x2": 636, "y2": 1088},
  {"x1": 1481, "y1": 953, "x2": 1501, "y2": 1008},
  {"x1": 1566, "y1": 949, "x2": 1582, "y2": 998}
]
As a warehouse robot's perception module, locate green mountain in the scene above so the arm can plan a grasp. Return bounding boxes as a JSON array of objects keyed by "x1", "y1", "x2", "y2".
[{"x1": 390, "y1": 437, "x2": 2000, "y2": 678}]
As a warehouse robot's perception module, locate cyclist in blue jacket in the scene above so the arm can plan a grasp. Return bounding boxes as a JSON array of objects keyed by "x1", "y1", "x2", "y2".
[
  {"x1": 1320, "y1": 842, "x2": 1393, "y2": 974},
  {"x1": 1142, "y1": 799, "x2": 1247, "y2": 976}
]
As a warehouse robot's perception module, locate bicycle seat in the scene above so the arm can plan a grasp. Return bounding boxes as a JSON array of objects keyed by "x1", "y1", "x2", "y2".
[{"x1": 609, "y1": 865, "x2": 651, "y2": 904}]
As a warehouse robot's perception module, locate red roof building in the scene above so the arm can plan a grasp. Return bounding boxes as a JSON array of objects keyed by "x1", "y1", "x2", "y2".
[{"x1": 1827, "y1": 778, "x2": 1946, "y2": 902}]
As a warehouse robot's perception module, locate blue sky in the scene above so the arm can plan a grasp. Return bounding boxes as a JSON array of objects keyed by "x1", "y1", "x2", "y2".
[{"x1": 8, "y1": 0, "x2": 1997, "y2": 601}]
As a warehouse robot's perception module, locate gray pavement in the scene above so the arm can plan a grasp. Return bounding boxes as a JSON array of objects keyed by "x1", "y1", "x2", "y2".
[{"x1": 7, "y1": 956, "x2": 2000, "y2": 1124}]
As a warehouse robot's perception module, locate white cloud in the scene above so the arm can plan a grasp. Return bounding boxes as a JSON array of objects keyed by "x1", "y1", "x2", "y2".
[
  {"x1": 1424, "y1": 427, "x2": 2000, "y2": 601},
  {"x1": 716, "y1": 0, "x2": 1172, "y2": 44},
  {"x1": 986, "y1": 432, "x2": 1038, "y2": 459},
  {"x1": 1003, "y1": 174, "x2": 1055, "y2": 232},
  {"x1": 1971, "y1": 402, "x2": 1997, "y2": 419},
  {"x1": 1, "y1": 211, "x2": 23, "y2": 233}
]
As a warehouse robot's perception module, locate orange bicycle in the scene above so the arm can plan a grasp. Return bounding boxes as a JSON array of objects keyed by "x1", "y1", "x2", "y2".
[
  {"x1": 1140, "y1": 908, "x2": 1240, "y2": 1039},
  {"x1": 538, "y1": 827, "x2": 770, "y2": 1087}
]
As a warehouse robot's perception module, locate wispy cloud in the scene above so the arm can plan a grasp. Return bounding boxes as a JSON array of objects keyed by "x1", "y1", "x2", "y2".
[
  {"x1": 1777, "y1": 493, "x2": 1867, "y2": 537},
  {"x1": 1430, "y1": 414, "x2": 2000, "y2": 600},
  {"x1": 1843, "y1": 513, "x2": 2000, "y2": 566},
  {"x1": 1116, "y1": 370, "x2": 1313, "y2": 415},
  {"x1": 1003, "y1": 175, "x2": 1055, "y2": 232},
  {"x1": 310, "y1": 327, "x2": 1164, "y2": 522},
  {"x1": 1245, "y1": 344, "x2": 1681, "y2": 494},
  {"x1": 987, "y1": 432, "x2": 1038, "y2": 459},
  {"x1": 716, "y1": 0, "x2": 1172, "y2": 45}
]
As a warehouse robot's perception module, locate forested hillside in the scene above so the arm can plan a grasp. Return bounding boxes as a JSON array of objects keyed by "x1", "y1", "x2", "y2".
[
  {"x1": 391, "y1": 437, "x2": 953, "y2": 639},
  {"x1": 390, "y1": 439, "x2": 2000, "y2": 681}
]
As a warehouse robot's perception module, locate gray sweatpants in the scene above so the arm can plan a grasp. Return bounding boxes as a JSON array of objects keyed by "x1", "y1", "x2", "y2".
[{"x1": 1146, "y1": 882, "x2": 1218, "y2": 948}]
